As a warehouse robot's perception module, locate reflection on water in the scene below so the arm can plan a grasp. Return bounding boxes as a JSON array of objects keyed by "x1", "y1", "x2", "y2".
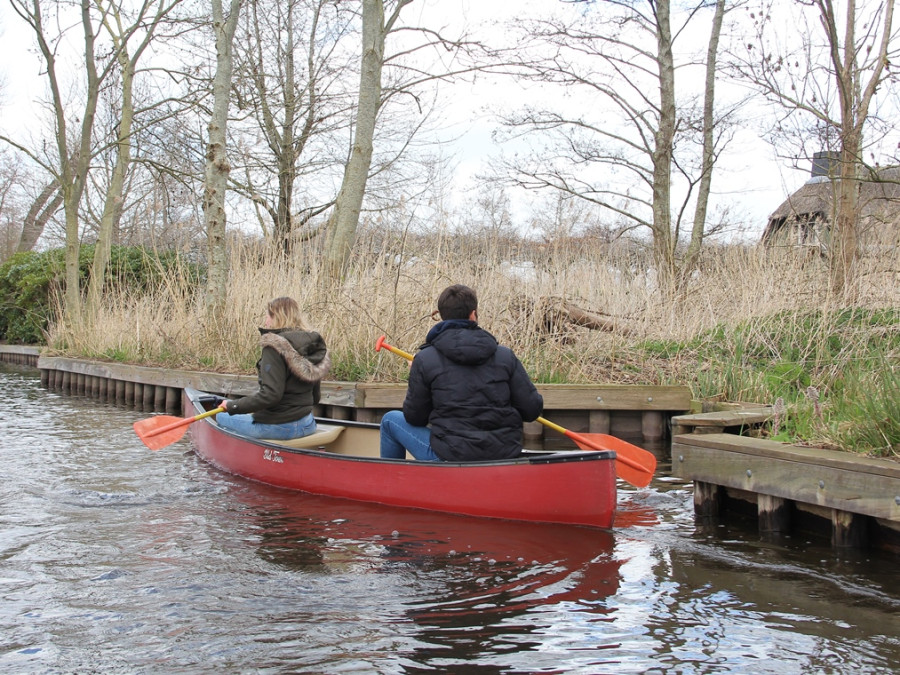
[{"x1": 1, "y1": 363, "x2": 898, "y2": 674}]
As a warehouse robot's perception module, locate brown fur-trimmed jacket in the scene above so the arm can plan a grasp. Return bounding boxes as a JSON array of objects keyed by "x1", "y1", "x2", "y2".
[{"x1": 226, "y1": 328, "x2": 331, "y2": 424}]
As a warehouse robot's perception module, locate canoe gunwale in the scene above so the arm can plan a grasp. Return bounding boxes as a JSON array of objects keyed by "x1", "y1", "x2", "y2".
[{"x1": 186, "y1": 387, "x2": 616, "y2": 466}]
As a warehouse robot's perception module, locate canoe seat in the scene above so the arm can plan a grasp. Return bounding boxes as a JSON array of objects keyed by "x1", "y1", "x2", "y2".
[{"x1": 264, "y1": 423, "x2": 345, "y2": 449}]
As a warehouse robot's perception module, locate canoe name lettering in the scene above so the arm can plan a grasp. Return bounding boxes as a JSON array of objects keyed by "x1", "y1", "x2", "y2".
[{"x1": 263, "y1": 449, "x2": 283, "y2": 463}]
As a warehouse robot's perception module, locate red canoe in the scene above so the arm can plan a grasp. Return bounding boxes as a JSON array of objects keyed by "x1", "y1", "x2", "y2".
[{"x1": 184, "y1": 387, "x2": 617, "y2": 529}]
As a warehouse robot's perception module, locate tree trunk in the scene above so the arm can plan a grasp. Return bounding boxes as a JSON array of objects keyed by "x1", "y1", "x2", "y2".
[
  {"x1": 87, "y1": 0, "x2": 171, "y2": 310},
  {"x1": 651, "y1": 0, "x2": 676, "y2": 293},
  {"x1": 681, "y1": 0, "x2": 725, "y2": 288},
  {"x1": 88, "y1": 52, "x2": 135, "y2": 311},
  {"x1": 58, "y1": 0, "x2": 103, "y2": 323},
  {"x1": 19, "y1": 0, "x2": 131, "y2": 323},
  {"x1": 17, "y1": 179, "x2": 62, "y2": 252},
  {"x1": 204, "y1": 0, "x2": 242, "y2": 315},
  {"x1": 323, "y1": 0, "x2": 388, "y2": 282},
  {"x1": 274, "y1": 0, "x2": 297, "y2": 253},
  {"x1": 830, "y1": 140, "x2": 860, "y2": 296},
  {"x1": 825, "y1": 0, "x2": 894, "y2": 296}
]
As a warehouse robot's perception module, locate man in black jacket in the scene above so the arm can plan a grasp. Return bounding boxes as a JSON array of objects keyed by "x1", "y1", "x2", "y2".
[{"x1": 380, "y1": 284, "x2": 544, "y2": 462}]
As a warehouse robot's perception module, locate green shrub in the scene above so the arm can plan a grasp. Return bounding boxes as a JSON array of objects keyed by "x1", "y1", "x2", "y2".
[
  {"x1": 0, "y1": 250, "x2": 63, "y2": 343},
  {"x1": 0, "y1": 246, "x2": 204, "y2": 344}
]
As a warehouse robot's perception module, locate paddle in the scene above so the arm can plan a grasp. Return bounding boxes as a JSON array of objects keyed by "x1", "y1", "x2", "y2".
[
  {"x1": 535, "y1": 416, "x2": 655, "y2": 488},
  {"x1": 375, "y1": 335, "x2": 414, "y2": 361},
  {"x1": 375, "y1": 335, "x2": 656, "y2": 487},
  {"x1": 134, "y1": 406, "x2": 224, "y2": 451}
]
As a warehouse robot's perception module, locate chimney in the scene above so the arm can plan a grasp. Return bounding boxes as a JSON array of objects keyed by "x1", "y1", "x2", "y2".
[{"x1": 811, "y1": 151, "x2": 839, "y2": 178}]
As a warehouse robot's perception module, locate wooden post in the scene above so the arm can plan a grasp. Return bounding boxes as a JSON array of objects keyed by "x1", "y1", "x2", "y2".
[
  {"x1": 327, "y1": 405, "x2": 350, "y2": 420},
  {"x1": 589, "y1": 410, "x2": 611, "y2": 435},
  {"x1": 143, "y1": 384, "x2": 155, "y2": 411},
  {"x1": 522, "y1": 421, "x2": 544, "y2": 449},
  {"x1": 115, "y1": 380, "x2": 125, "y2": 405},
  {"x1": 832, "y1": 509, "x2": 869, "y2": 548},
  {"x1": 165, "y1": 387, "x2": 180, "y2": 414},
  {"x1": 641, "y1": 411, "x2": 665, "y2": 441},
  {"x1": 694, "y1": 481, "x2": 723, "y2": 520},
  {"x1": 154, "y1": 385, "x2": 166, "y2": 412},
  {"x1": 758, "y1": 494, "x2": 791, "y2": 534},
  {"x1": 355, "y1": 408, "x2": 377, "y2": 423}
]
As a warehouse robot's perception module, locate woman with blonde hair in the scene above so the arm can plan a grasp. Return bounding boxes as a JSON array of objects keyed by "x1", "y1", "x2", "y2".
[{"x1": 217, "y1": 297, "x2": 331, "y2": 439}]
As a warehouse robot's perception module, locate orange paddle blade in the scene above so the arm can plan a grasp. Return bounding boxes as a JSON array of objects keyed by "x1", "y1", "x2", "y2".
[
  {"x1": 569, "y1": 433, "x2": 656, "y2": 488},
  {"x1": 134, "y1": 407, "x2": 223, "y2": 451},
  {"x1": 536, "y1": 416, "x2": 656, "y2": 488}
]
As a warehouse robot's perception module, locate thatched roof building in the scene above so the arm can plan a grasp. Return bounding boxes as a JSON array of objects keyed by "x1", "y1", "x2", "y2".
[{"x1": 762, "y1": 153, "x2": 900, "y2": 251}]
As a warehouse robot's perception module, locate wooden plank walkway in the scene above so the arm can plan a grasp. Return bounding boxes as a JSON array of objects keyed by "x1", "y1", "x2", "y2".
[
  {"x1": 671, "y1": 407, "x2": 772, "y2": 435},
  {"x1": 672, "y1": 432, "x2": 900, "y2": 550}
]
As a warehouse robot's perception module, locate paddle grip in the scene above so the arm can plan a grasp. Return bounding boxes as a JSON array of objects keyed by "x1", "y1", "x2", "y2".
[{"x1": 374, "y1": 336, "x2": 414, "y2": 361}]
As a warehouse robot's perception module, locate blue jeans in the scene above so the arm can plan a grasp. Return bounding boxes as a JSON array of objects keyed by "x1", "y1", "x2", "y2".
[
  {"x1": 215, "y1": 411, "x2": 316, "y2": 440},
  {"x1": 379, "y1": 410, "x2": 442, "y2": 461}
]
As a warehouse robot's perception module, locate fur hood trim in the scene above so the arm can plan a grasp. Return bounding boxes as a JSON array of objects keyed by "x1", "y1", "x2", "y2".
[{"x1": 260, "y1": 332, "x2": 331, "y2": 383}]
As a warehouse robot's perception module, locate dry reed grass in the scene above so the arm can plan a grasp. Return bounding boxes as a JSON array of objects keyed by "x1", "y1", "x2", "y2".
[{"x1": 48, "y1": 228, "x2": 900, "y2": 390}]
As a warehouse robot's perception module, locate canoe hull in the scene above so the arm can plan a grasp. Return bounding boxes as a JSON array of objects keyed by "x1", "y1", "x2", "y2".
[{"x1": 184, "y1": 388, "x2": 617, "y2": 529}]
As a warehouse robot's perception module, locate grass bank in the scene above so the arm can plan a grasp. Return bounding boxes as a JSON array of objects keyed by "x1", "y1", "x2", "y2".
[{"x1": 47, "y1": 230, "x2": 899, "y2": 458}]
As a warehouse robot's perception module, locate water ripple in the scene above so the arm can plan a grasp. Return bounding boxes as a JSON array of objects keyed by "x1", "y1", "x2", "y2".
[{"x1": 0, "y1": 364, "x2": 897, "y2": 674}]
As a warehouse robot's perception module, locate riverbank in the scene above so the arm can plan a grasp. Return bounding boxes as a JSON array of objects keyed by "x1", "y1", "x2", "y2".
[{"x1": 5, "y1": 237, "x2": 899, "y2": 457}]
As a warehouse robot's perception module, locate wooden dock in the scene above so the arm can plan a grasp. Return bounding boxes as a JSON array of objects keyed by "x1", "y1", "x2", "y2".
[{"x1": 672, "y1": 410, "x2": 900, "y2": 552}]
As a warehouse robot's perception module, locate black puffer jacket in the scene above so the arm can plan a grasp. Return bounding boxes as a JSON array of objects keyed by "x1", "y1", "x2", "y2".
[
  {"x1": 403, "y1": 320, "x2": 543, "y2": 462},
  {"x1": 227, "y1": 328, "x2": 331, "y2": 424}
]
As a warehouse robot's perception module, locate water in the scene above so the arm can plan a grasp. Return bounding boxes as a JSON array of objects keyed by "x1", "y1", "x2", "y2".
[{"x1": 1, "y1": 363, "x2": 897, "y2": 674}]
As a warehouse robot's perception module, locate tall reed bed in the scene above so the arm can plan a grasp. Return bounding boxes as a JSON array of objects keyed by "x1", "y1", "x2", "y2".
[{"x1": 49, "y1": 229, "x2": 900, "y2": 455}]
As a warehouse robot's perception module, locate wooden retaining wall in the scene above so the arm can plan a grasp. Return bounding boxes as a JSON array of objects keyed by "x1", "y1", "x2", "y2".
[
  {"x1": 0, "y1": 346, "x2": 692, "y2": 447},
  {"x1": 0, "y1": 344, "x2": 41, "y2": 366},
  {"x1": 672, "y1": 411, "x2": 900, "y2": 553}
]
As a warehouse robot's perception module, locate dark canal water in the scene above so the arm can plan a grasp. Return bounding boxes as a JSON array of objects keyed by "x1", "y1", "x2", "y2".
[{"x1": 1, "y1": 363, "x2": 898, "y2": 674}]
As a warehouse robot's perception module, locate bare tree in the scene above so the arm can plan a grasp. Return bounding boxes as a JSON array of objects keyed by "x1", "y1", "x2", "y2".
[
  {"x1": 5, "y1": 0, "x2": 118, "y2": 321},
  {"x1": 0, "y1": 151, "x2": 26, "y2": 260},
  {"x1": 87, "y1": 0, "x2": 184, "y2": 311},
  {"x1": 322, "y1": 0, "x2": 493, "y2": 281},
  {"x1": 5, "y1": 0, "x2": 188, "y2": 320},
  {"x1": 730, "y1": 0, "x2": 897, "y2": 295},
  {"x1": 323, "y1": 0, "x2": 411, "y2": 281},
  {"x1": 682, "y1": 0, "x2": 726, "y2": 287},
  {"x1": 230, "y1": 0, "x2": 355, "y2": 253},
  {"x1": 498, "y1": 0, "x2": 739, "y2": 292},
  {"x1": 204, "y1": 0, "x2": 242, "y2": 313}
]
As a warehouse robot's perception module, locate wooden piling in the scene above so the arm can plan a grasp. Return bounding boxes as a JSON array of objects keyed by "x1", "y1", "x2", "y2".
[
  {"x1": 832, "y1": 510, "x2": 869, "y2": 548},
  {"x1": 694, "y1": 481, "x2": 723, "y2": 520},
  {"x1": 758, "y1": 494, "x2": 791, "y2": 534}
]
